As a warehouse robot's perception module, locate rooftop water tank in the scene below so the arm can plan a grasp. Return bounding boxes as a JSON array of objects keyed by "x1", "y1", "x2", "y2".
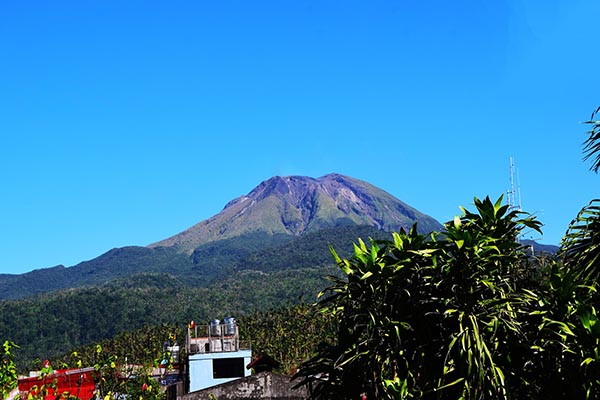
[
  {"x1": 224, "y1": 317, "x2": 236, "y2": 336},
  {"x1": 210, "y1": 319, "x2": 221, "y2": 336}
]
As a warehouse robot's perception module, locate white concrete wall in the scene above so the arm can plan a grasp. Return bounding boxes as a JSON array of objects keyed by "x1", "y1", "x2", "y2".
[{"x1": 188, "y1": 349, "x2": 252, "y2": 392}]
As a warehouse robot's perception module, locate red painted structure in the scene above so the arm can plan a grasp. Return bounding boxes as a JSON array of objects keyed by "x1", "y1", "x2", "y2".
[{"x1": 18, "y1": 367, "x2": 96, "y2": 400}]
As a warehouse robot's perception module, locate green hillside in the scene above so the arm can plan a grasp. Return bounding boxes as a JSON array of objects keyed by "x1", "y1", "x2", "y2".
[
  {"x1": 0, "y1": 173, "x2": 444, "y2": 373},
  {"x1": 1, "y1": 224, "x2": 395, "y2": 368},
  {"x1": 0, "y1": 246, "x2": 194, "y2": 300}
]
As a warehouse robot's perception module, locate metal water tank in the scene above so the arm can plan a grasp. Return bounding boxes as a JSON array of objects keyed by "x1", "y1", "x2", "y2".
[
  {"x1": 210, "y1": 319, "x2": 221, "y2": 336},
  {"x1": 224, "y1": 317, "x2": 236, "y2": 336}
]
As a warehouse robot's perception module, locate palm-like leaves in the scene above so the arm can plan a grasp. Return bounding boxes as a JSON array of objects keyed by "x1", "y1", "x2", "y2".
[
  {"x1": 436, "y1": 196, "x2": 541, "y2": 399},
  {"x1": 295, "y1": 106, "x2": 600, "y2": 399},
  {"x1": 297, "y1": 196, "x2": 541, "y2": 399},
  {"x1": 529, "y1": 105, "x2": 600, "y2": 399},
  {"x1": 560, "y1": 199, "x2": 600, "y2": 283},
  {"x1": 582, "y1": 106, "x2": 600, "y2": 173}
]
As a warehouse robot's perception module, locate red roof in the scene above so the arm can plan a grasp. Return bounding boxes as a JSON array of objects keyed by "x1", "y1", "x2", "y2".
[{"x1": 18, "y1": 368, "x2": 96, "y2": 400}]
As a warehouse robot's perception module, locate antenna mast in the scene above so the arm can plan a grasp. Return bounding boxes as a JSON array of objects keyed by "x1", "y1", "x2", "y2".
[{"x1": 508, "y1": 156, "x2": 522, "y2": 212}]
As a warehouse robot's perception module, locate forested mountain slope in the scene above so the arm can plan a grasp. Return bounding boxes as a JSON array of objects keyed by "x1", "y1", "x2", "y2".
[{"x1": 0, "y1": 174, "x2": 441, "y2": 300}]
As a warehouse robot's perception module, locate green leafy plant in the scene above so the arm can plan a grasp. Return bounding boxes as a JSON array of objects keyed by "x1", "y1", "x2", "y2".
[
  {"x1": 530, "y1": 108, "x2": 600, "y2": 399},
  {"x1": 296, "y1": 196, "x2": 542, "y2": 399},
  {"x1": 1, "y1": 341, "x2": 19, "y2": 399},
  {"x1": 86, "y1": 344, "x2": 167, "y2": 400},
  {"x1": 295, "y1": 106, "x2": 600, "y2": 399}
]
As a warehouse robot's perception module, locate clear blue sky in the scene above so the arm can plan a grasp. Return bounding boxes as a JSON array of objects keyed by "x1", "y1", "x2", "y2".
[{"x1": 1, "y1": 0, "x2": 599, "y2": 274}]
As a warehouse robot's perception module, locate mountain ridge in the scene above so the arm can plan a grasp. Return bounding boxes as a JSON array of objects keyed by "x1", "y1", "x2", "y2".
[
  {"x1": 149, "y1": 173, "x2": 441, "y2": 253},
  {"x1": 0, "y1": 173, "x2": 442, "y2": 300},
  {"x1": 0, "y1": 174, "x2": 559, "y2": 366}
]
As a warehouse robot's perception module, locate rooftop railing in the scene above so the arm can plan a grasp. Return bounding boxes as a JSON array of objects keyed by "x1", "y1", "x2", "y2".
[{"x1": 186, "y1": 322, "x2": 249, "y2": 354}]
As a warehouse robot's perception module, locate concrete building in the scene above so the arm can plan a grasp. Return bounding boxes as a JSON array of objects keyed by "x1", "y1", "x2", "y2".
[
  {"x1": 183, "y1": 371, "x2": 308, "y2": 400},
  {"x1": 186, "y1": 318, "x2": 252, "y2": 393}
]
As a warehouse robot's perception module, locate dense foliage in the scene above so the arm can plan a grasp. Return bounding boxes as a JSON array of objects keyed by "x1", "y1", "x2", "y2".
[
  {"x1": 530, "y1": 107, "x2": 600, "y2": 398},
  {"x1": 1, "y1": 341, "x2": 18, "y2": 399},
  {"x1": 296, "y1": 197, "x2": 542, "y2": 399},
  {"x1": 0, "y1": 225, "x2": 387, "y2": 368},
  {"x1": 25, "y1": 345, "x2": 169, "y2": 400},
  {"x1": 239, "y1": 305, "x2": 336, "y2": 374},
  {"x1": 0, "y1": 268, "x2": 332, "y2": 370},
  {"x1": 5, "y1": 306, "x2": 330, "y2": 400},
  {"x1": 294, "y1": 107, "x2": 600, "y2": 399}
]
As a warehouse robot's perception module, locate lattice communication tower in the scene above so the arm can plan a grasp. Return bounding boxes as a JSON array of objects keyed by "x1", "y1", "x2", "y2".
[{"x1": 507, "y1": 156, "x2": 522, "y2": 212}]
